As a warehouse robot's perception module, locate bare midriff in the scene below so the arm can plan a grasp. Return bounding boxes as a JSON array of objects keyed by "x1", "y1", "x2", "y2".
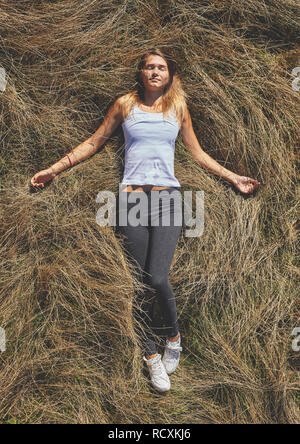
[{"x1": 121, "y1": 184, "x2": 172, "y2": 192}]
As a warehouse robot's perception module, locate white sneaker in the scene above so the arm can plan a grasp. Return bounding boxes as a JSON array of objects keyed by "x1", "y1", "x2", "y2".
[
  {"x1": 162, "y1": 336, "x2": 183, "y2": 375},
  {"x1": 143, "y1": 354, "x2": 171, "y2": 393}
]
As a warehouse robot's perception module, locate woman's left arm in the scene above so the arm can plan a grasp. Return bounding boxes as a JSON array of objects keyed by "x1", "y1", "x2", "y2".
[{"x1": 180, "y1": 107, "x2": 261, "y2": 194}]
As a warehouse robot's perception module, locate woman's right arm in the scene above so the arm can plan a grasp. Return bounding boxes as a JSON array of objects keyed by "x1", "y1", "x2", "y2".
[{"x1": 30, "y1": 97, "x2": 123, "y2": 188}]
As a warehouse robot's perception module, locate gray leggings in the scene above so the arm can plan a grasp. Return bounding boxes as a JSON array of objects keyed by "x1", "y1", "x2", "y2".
[{"x1": 115, "y1": 187, "x2": 182, "y2": 356}]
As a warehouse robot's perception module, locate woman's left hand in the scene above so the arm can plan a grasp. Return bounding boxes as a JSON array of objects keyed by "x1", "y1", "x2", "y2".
[{"x1": 233, "y1": 175, "x2": 261, "y2": 194}]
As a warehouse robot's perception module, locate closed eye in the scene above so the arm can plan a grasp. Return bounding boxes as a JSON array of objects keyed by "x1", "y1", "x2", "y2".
[{"x1": 145, "y1": 65, "x2": 167, "y2": 70}]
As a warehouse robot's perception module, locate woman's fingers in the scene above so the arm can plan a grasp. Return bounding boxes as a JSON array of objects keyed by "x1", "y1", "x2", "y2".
[
  {"x1": 245, "y1": 177, "x2": 260, "y2": 191},
  {"x1": 236, "y1": 176, "x2": 261, "y2": 194},
  {"x1": 31, "y1": 175, "x2": 44, "y2": 187},
  {"x1": 252, "y1": 178, "x2": 260, "y2": 185},
  {"x1": 250, "y1": 178, "x2": 260, "y2": 186}
]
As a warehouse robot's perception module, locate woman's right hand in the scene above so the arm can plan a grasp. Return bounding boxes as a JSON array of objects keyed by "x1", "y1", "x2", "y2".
[{"x1": 30, "y1": 168, "x2": 56, "y2": 188}]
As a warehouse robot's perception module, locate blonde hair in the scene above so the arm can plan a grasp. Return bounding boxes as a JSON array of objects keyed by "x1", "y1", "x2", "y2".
[{"x1": 119, "y1": 48, "x2": 188, "y2": 126}]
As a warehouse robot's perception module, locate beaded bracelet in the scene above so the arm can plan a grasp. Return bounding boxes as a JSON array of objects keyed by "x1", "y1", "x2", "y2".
[{"x1": 66, "y1": 153, "x2": 73, "y2": 167}]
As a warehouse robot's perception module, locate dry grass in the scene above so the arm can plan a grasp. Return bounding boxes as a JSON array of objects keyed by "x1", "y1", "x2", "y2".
[{"x1": 0, "y1": 0, "x2": 299, "y2": 424}]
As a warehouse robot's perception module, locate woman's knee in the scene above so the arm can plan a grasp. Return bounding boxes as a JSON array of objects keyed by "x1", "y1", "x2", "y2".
[{"x1": 150, "y1": 274, "x2": 169, "y2": 292}]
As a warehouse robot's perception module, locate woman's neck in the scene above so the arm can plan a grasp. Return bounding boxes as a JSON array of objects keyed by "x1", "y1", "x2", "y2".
[{"x1": 141, "y1": 90, "x2": 164, "y2": 107}]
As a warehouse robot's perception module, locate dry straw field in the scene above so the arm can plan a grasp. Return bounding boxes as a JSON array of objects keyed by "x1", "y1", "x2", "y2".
[{"x1": 0, "y1": 0, "x2": 299, "y2": 424}]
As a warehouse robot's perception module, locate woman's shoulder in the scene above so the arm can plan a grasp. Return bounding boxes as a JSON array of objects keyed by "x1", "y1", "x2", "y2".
[
  {"x1": 115, "y1": 94, "x2": 136, "y2": 124},
  {"x1": 116, "y1": 93, "x2": 134, "y2": 108}
]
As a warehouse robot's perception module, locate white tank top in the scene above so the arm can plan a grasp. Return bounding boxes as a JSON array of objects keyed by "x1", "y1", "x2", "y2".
[{"x1": 120, "y1": 104, "x2": 181, "y2": 188}]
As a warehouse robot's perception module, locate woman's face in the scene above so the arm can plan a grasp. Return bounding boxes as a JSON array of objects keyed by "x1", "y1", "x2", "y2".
[{"x1": 140, "y1": 54, "x2": 170, "y2": 92}]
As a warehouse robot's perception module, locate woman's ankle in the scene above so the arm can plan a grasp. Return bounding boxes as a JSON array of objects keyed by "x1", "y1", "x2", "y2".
[
  {"x1": 145, "y1": 353, "x2": 158, "y2": 360},
  {"x1": 168, "y1": 332, "x2": 180, "y2": 342}
]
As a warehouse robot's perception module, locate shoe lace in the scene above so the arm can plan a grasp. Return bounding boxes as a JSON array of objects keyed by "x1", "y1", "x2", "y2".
[
  {"x1": 166, "y1": 345, "x2": 183, "y2": 358},
  {"x1": 151, "y1": 359, "x2": 165, "y2": 376}
]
